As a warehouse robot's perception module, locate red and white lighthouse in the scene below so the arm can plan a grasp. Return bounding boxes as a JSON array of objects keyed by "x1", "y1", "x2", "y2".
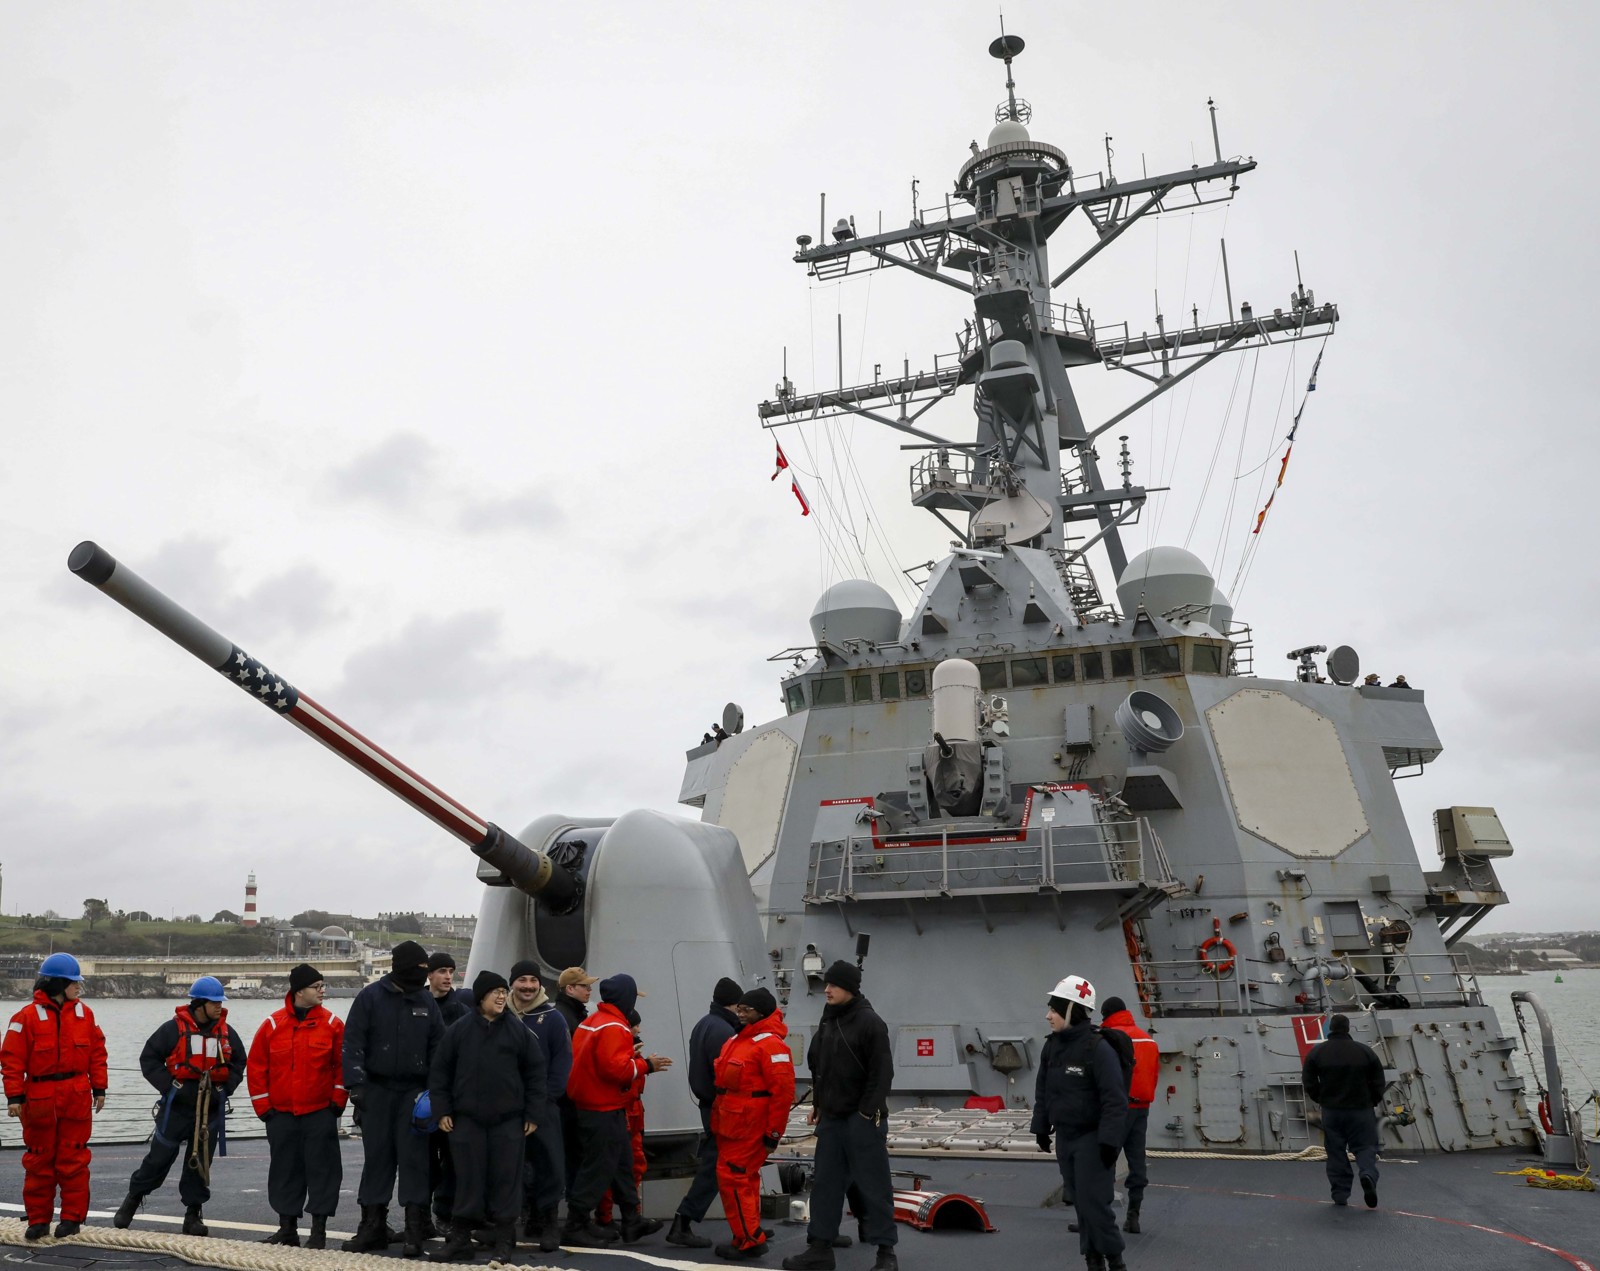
[{"x1": 243, "y1": 872, "x2": 258, "y2": 928}]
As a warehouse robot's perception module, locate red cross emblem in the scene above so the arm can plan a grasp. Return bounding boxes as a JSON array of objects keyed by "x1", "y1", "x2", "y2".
[{"x1": 1076, "y1": 981, "x2": 1093, "y2": 999}]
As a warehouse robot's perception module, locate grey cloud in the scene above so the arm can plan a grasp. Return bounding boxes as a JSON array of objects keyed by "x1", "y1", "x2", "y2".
[
  {"x1": 324, "y1": 433, "x2": 439, "y2": 512},
  {"x1": 458, "y1": 489, "x2": 566, "y2": 535}
]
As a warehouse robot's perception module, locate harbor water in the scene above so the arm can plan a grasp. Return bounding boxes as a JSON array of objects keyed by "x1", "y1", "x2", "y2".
[{"x1": 5, "y1": 976, "x2": 1596, "y2": 1149}]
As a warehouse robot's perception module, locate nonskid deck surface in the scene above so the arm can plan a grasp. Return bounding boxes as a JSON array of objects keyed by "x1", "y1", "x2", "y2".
[{"x1": 1, "y1": 1142, "x2": 1595, "y2": 1271}]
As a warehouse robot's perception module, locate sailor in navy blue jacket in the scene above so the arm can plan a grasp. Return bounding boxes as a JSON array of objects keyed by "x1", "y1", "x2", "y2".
[{"x1": 508, "y1": 961, "x2": 573, "y2": 1250}]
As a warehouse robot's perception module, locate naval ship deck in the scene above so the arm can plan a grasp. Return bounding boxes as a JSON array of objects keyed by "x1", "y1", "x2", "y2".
[{"x1": 2, "y1": 1140, "x2": 1594, "y2": 1271}]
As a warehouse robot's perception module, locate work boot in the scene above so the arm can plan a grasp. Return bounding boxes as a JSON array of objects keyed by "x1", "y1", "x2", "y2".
[
  {"x1": 537, "y1": 1209, "x2": 562, "y2": 1254},
  {"x1": 870, "y1": 1248, "x2": 898, "y2": 1271},
  {"x1": 619, "y1": 1209, "x2": 664, "y2": 1243},
  {"x1": 1123, "y1": 1199, "x2": 1142, "y2": 1234},
  {"x1": 182, "y1": 1205, "x2": 208, "y2": 1237},
  {"x1": 489, "y1": 1221, "x2": 518, "y2": 1263},
  {"x1": 24, "y1": 1224, "x2": 50, "y2": 1241},
  {"x1": 562, "y1": 1211, "x2": 620, "y2": 1248},
  {"x1": 344, "y1": 1204, "x2": 390, "y2": 1253},
  {"x1": 1085, "y1": 1254, "x2": 1107, "y2": 1271},
  {"x1": 716, "y1": 1239, "x2": 770, "y2": 1259},
  {"x1": 1361, "y1": 1174, "x2": 1379, "y2": 1209},
  {"x1": 831, "y1": 1234, "x2": 854, "y2": 1248},
  {"x1": 307, "y1": 1216, "x2": 329, "y2": 1250},
  {"x1": 54, "y1": 1220, "x2": 82, "y2": 1239},
  {"x1": 429, "y1": 1222, "x2": 476, "y2": 1263},
  {"x1": 1106, "y1": 1255, "x2": 1128, "y2": 1271},
  {"x1": 418, "y1": 1209, "x2": 440, "y2": 1241},
  {"x1": 667, "y1": 1213, "x2": 712, "y2": 1249},
  {"x1": 262, "y1": 1214, "x2": 300, "y2": 1246},
  {"x1": 781, "y1": 1241, "x2": 837, "y2": 1271},
  {"x1": 112, "y1": 1192, "x2": 143, "y2": 1229},
  {"x1": 403, "y1": 1203, "x2": 431, "y2": 1257}
]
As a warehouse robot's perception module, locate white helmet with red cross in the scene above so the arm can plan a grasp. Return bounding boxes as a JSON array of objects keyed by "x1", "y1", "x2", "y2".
[{"x1": 1049, "y1": 975, "x2": 1096, "y2": 1011}]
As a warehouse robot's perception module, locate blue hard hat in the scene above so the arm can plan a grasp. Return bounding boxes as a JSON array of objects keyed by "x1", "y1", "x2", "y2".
[
  {"x1": 410, "y1": 1089, "x2": 438, "y2": 1136},
  {"x1": 39, "y1": 953, "x2": 83, "y2": 982},
  {"x1": 188, "y1": 975, "x2": 227, "y2": 1003}
]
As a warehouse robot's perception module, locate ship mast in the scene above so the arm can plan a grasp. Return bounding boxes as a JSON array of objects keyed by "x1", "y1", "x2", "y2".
[{"x1": 759, "y1": 34, "x2": 1338, "y2": 617}]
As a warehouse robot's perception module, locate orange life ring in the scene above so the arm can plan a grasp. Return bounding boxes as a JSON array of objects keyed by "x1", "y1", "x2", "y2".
[
  {"x1": 1198, "y1": 935, "x2": 1237, "y2": 976},
  {"x1": 1538, "y1": 1098, "x2": 1553, "y2": 1135}
]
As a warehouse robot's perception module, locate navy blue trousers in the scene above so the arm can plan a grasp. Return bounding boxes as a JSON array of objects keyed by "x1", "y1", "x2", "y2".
[
  {"x1": 1321, "y1": 1105, "x2": 1379, "y2": 1201},
  {"x1": 676, "y1": 1105, "x2": 721, "y2": 1222},
  {"x1": 807, "y1": 1115, "x2": 896, "y2": 1249},
  {"x1": 1056, "y1": 1132, "x2": 1123, "y2": 1258}
]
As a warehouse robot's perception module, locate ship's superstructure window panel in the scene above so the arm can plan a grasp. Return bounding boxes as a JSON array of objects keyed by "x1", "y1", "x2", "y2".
[
  {"x1": 785, "y1": 682, "x2": 805, "y2": 714},
  {"x1": 1192, "y1": 643, "x2": 1225, "y2": 675},
  {"x1": 851, "y1": 672, "x2": 874, "y2": 703},
  {"x1": 879, "y1": 671, "x2": 901, "y2": 700},
  {"x1": 1082, "y1": 651, "x2": 1104, "y2": 680},
  {"x1": 979, "y1": 660, "x2": 1007, "y2": 691},
  {"x1": 1110, "y1": 648, "x2": 1135, "y2": 678},
  {"x1": 1011, "y1": 656, "x2": 1048, "y2": 687},
  {"x1": 1141, "y1": 643, "x2": 1182, "y2": 676},
  {"x1": 814, "y1": 676, "x2": 846, "y2": 706},
  {"x1": 1052, "y1": 654, "x2": 1076, "y2": 682},
  {"x1": 905, "y1": 667, "x2": 928, "y2": 696},
  {"x1": 1324, "y1": 901, "x2": 1371, "y2": 952}
]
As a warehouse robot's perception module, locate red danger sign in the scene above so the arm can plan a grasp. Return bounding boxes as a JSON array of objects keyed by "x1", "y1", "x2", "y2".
[{"x1": 916, "y1": 1038, "x2": 935, "y2": 1057}]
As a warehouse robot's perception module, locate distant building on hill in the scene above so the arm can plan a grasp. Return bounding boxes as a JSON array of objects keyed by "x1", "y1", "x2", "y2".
[{"x1": 1523, "y1": 948, "x2": 1582, "y2": 966}]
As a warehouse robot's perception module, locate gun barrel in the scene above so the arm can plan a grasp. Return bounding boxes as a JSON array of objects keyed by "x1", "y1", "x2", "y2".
[{"x1": 68, "y1": 541, "x2": 576, "y2": 909}]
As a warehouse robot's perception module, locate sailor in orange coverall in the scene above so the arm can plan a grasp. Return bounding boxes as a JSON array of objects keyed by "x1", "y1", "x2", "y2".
[
  {"x1": 595, "y1": 1010, "x2": 648, "y2": 1230},
  {"x1": 2, "y1": 954, "x2": 109, "y2": 1241},
  {"x1": 712, "y1": 988, "x2": 795, "y2": 1260}
]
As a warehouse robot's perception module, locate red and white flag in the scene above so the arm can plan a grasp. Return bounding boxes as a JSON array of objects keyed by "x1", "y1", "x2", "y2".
[
  {"x1": 771, "y1": 441, "x2": 790, "y2": 480},
  {"x1": 791, "y1": 479, "x2": 811, "y2": 516}
]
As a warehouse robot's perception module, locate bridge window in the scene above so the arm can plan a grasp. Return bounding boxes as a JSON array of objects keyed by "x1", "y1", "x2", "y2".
[
  {"x1": 813, "y1": 676, "x2": 846, "y2": 706},
  {"x1": 1192, "y1": 643, "x2": 1224, "y2": 674},
  {"x1": 1081, "y1": 651, "x2": 1104, "y2": 680},
  {"x1": 1141, "y1": 643, "x2": 1182, "y2": 675},
  {"x1": 851, "y1": 673, "x2": 874, "y2": 703},
  {"x1": 979, "y1": 661, "x2": 1007, "y2": 691},
  {"x1": 1110, "y1": 648, "x2": 1134, "y2": 678},
  {"x1": 905, "y1": 667, "x2": 928, "y2": 697},
  {"x1": 1011, "y1": 656, "x2": 1048, "y2": 687},
  {"x1": 1052, "y1": 654, "x2": 1076, "y2": 682},
  {"x1": 880, "y1": 671, "x2": 901, "y2": 700},
  {"x1": 785, "y1": 682, "x2": 806, "y2": 713}
]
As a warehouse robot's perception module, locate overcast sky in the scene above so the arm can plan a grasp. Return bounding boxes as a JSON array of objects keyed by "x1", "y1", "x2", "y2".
[{"x1": 4, "y1": 3, "x2": 1596, "y2": 932}]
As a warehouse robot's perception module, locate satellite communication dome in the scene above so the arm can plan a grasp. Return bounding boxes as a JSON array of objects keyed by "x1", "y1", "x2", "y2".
[
  {"x1": 1116, "y1": 546, "x2": 1215, "y2": 620},
  {"x1": 1208, "y1": 586, "x2": 1235, "y2": 634},
  {"x1": 809, "y1": 579, "x2": 902, "y2": 646},
  {"x1": 987, "y1": 119, "x2": 1031, "y2": 148}
]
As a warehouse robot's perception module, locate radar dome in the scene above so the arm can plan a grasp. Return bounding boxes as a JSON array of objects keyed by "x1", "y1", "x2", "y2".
[
  {"x1": 987, "y1": 119, "x2": 1031, "y2": 147},
  {"x1": 1116, "y1": 546, "x2": 1215, "y2": 620},
  {"x1": 1208, "y1": 586, "x2": 1235, "y2": 634},
  {"x1": 810, "y1": 579, "x2": 902, "y2": 646}
]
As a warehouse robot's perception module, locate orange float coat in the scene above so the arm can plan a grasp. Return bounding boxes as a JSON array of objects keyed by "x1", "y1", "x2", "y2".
[
  {"x1": 246, "y1": 992, "x2": 349, "y2": 1116},
  {"x1": 2, "y1": 992, "x2": 109, "y2": 1225},
  {"x1": 712, "y1": 1011, "x2": 795, "y2": 1250}
]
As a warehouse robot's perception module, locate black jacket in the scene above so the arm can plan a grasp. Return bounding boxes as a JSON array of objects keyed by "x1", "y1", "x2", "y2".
[
  {"x1": 1031, "y1": 1021, "x2": 1127, "y2": 1148},
  {"x1": 430, "y1": 1008, "x2": 545, "y2": 1125},
  {"x1": 553, "y1": 991, "x2": 587, "y2": 1036},
  {"x1": 687, "y1": 1004, "x2": 740, "y2": 1109},
  {"x1": 343, "y1": 974, "x2": 445, "y2": 1089},
  {"x1": 1302, "y1": 1033, "x2": 1385, "y2": 1110},
  {"x1": 138, "y1": 1011, "x2": 246, "y2": 1104},
  {"x1": 431, "y1": 988, "x2": 472, "y2": 1026},
  {"x1": 807, "y1": 994, "x2": 893, "y2": 1120}
]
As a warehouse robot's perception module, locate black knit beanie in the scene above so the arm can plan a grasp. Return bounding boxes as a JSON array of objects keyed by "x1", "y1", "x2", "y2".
[
  {"x1": 392, "y1": 940, "x2": 428, "y2": 971},
  {"x1": 427, "y1": 951, "x2": 456, "y2": 972},
  {"x1": 1328, "y1": 1013, "x2": 1351, "y2": 1035},
  {"x1": 473, "y1": 970, "x2": 509, "y2": 1003},
  {"x1": 740, "y1": 988, "x2": 777, "y2": 1018},
  {"x1": 713, "y1": 977, "x2": 743, "y2": 1008},
  {"x1": 509, "y1": 959, "x2": 541, "y2": 984},
  {"x1": 823, "y1": 960, "x2": 861, "y2": 995},
  {"x1": 288, "y1": 964, "x2": 322, "y2": 995}
]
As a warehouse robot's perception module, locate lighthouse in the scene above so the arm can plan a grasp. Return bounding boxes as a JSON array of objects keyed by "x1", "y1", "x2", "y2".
[{"x1": 243, "y1": 871, "x2": 258, "y2": 928}]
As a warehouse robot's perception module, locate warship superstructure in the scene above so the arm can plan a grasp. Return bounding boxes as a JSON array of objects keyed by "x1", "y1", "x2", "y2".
[{"x1": 677, "y1": 34, "x2": 1539, "y2": 1157}]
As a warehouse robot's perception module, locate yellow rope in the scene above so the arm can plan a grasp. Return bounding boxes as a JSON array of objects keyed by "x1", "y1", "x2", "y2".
[{"x1": 1494, "y1": 1167, "x2": 1596, "y2": 1192}]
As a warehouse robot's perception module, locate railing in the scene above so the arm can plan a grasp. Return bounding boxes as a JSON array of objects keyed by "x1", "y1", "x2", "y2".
[
  {"x1": 805, "y1": 817, "x2": 1171, "y2": 904},
  {"x1": 1139, "y1": 948, "x2": 1485, "y2": 1019}
]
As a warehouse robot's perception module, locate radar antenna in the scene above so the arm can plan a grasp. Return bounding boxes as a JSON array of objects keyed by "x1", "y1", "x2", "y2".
[{"x1": 988, "y1": 22, "x2": 1029, "y2": 124}]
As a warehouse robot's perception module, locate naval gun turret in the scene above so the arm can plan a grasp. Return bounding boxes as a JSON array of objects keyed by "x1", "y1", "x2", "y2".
[{"x1": 68, "y1": 541, "x2": 767, "y2": 1146}]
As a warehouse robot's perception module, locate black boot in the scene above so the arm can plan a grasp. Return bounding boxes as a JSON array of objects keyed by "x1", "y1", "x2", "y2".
[
  {"x1": 54, "y1": 1221, "x2": 82, "y2": 1239},
  {"x1": 489, "y1": 1221, "x2": 517, "y2": 1263},
  {"x1": 344, "y1": 1204, "x2": 390, "y2": 1253},
  {"x1": 307, "y1": 1216, "x2": 329, "y2": 1250},
  {"x1": 403, "y1": 1203, "x2": 430, "y2": 1257},
  {"x1": 112, "y1": 1192, "x2": 143, "y2": 1229},
  {"x1": 562, "y1": 1211, "x2": 620, "y2": 1248},
  {"x1": 537, "y1": 1209, "x2": 562, "y2": 1254},
  {"x1": 871, "y1": 1248, "x2": 898, "y2": 1271},
  {"x1": 619, "y1": 1209, "x2": 664, "y2": 1244},
  {"x1": 182, "y1": 1205, "x2": 208, "y2": 1237},
  {"x1": 667, "y1": 1213, "x2": 712, "y2": 1249},
  {"x1": 1085, "y1": 1254, "x2": 1107, "y2": 1271},
  {"x1": 1106, "y1": 1255, "x2": 1128, "y2": 1271},
  {"x1": 24, "y1": 1224, "x2": 50, "y2": 1241},
  {"x1": 429, "y1": 1222, "x2": 476, "y2": 1263},
  {"x1": 716, "y1": 1239, "x2": 770, "y2": 1259},
  {"x1": 418, "y1": 1209, "x2": 440, "y2": 1241},
  {"x1": 262, "y1": 1214, "x2": 300, "y2": 1246},
  {"x1": 1123, "y1": 1198, "x2": 1142, "y2": 1234},
  {"x1": 781, "y1": 1242, "x2": 837, "y2": 1271}
]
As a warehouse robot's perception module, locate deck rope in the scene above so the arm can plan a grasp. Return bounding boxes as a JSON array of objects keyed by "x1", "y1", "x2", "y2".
[
  {"x1": 1495, "y1": 1167, "x2": 1597, "y2": 1193},
  {"x1": 0, "y1": 1218, "x2": 563, "y2": 1270}
]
